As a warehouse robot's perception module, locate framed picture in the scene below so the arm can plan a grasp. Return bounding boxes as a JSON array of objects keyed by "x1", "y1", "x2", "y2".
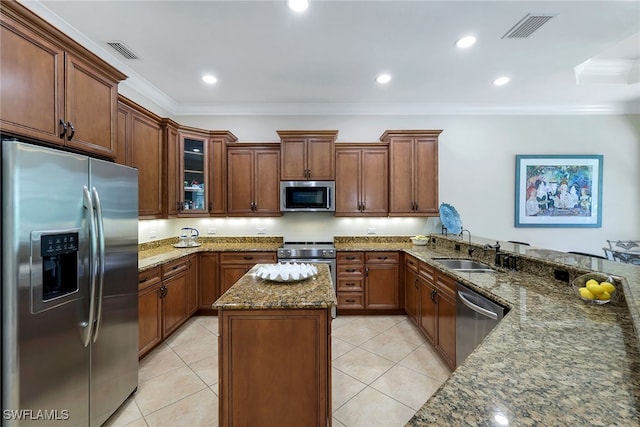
[{"x1": 515, "y1": 154, "x2": 603, "y2": 228}]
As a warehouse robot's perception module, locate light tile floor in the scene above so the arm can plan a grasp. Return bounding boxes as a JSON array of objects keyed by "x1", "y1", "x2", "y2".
[{"x1": 105, "y1": 315, "x2": 451, "y2": 427}]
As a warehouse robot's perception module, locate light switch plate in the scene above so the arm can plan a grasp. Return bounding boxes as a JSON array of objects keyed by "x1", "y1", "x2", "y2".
[
  {"x1": 367, "y1": 227, "x2": 376, "y2": 234},
  {"x1": 257, "y1": 228, "x2": 266, "y2": 234},
  {"x1": 207, "y1": 227, "x2": 216, "y2": 235},
  {"x1": 149, "y1": 230, "x2": 156, "y2": 239}
]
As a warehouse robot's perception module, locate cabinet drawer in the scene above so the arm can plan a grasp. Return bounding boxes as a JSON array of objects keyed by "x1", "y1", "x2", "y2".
[
  {"x1": 138, "y1": 266, "x2": 161, "y2": 290},
  {"x1": 337, "y1": 292, "x2": 365, "y2": 309},
  {"x1": 405, "y1": 255, "x2": 419, "y2": 272},
  {"x1": 162, "y1": 257, "x2": 189, "y2": 280},
  {"x1": 337, "y1": 278, "x2": 364, "y2": 292},
  {"x1": 220, "y1": 252, "x2": 276, "y2": 264},
  {"x1": 419, "y1": 261, "x2": 435, "y2": 283},
  {"x1": 337, "y1": 252, "x2": 365, "y2": 264},
  {"x1": 337, "y1": 265, "x2": 365, "y2": 277},
  {"x1": 436, "y1": 273, "x2": 457, "y2": 300},
  {"x1": 365, "y1": 251, "x2": 399, "y2": 264}
]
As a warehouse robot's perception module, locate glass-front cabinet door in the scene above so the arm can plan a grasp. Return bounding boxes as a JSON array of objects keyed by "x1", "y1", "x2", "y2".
[{"x1": 179, "y1": 133, "x2": 208, "y2": 214}]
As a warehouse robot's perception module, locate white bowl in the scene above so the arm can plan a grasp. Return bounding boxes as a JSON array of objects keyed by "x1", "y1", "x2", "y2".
[{"x1": 411, "y1": 237, "x2": 428, "y2": 246}]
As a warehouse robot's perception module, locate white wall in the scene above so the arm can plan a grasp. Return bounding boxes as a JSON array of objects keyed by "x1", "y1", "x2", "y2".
[{"x1": 139, "y1": 114, "x2": 640, "y2": 256}]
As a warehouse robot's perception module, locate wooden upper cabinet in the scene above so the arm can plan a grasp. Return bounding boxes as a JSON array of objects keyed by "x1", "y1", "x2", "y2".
[
  {"x1": 117, "y1": 97, "x2": 164, "y2": 218},
  {"x1": 278, "y1": 130, "x2": 337, "y2": 180},
  {"x1": 381, "y1": 130, "x2": 442, "y2": 216},
  {"x1": 169, "y1": 127, "x2": 235, "y2": 217},
  {"x1": 0, "y1": 2, "x2": 125, "y2": 159},
  {"x1": 335, "y1": 144, "x2": 388, "y2": 216},
  {"x1": 227, "y1": 143, "x2": 281, "y2": 216}
]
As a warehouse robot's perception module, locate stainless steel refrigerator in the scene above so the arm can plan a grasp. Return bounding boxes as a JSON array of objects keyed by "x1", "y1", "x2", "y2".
[{"x1": 1, "y1": 140, "x2": 139, "y2": 426}]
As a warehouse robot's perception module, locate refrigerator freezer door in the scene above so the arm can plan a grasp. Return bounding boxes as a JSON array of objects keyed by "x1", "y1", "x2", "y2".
[
  {"x1": 88, "y1": 158, "x2": 138, "y2": 427},
  {"x1": 2, "y1": 141, "x2": 91, "y2": 426}
]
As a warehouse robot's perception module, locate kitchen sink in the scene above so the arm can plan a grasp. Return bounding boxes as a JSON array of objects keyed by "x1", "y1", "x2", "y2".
[{"x1": 432, "y1": 258, "x2": 496, "y2": 273}]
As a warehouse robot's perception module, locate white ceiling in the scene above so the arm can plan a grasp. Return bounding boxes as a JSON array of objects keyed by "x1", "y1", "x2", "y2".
[{"x1": 22, "y1": 0, "x2": 640, "y2": 115}]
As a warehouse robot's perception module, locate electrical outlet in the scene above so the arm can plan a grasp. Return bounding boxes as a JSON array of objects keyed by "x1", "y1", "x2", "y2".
[
  {"x1": 367, "y1": 227, "x2": 376, "y2": 234},
  {"x1": 257, "y1": 228, "x2": 266, "y2": 235},
  {"x1": 149, "y1": 230, "x2": 157, "y2": 239},
  {"x1": 207, "y1": 227, "x2": 216, "y2": 235}
]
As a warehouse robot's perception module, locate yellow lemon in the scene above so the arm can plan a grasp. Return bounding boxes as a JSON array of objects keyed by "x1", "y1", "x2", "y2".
[
  {"x1": 586, "y1": 282, "x2": 604, "y2": 296},
  {"x1": 579, "y1": 288, "x2": 595, "y2": 300},
  {"x1": 600, "y1": 282, "x2": 616, "y2": 294},
  {"x1": 598, "y1": 291, "x2": 611, "y2": 301},
  {"x1": 585, "y1": 279, "x2": 599, "y2": 288}
]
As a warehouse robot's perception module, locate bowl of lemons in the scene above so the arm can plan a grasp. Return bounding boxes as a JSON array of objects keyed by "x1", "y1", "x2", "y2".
[
  {"x1": 573, "y1": 272, "x2": 617, "y2": 304},
  {"x1": 411, "y1": 235, "x2": 429, "y2": 246}
]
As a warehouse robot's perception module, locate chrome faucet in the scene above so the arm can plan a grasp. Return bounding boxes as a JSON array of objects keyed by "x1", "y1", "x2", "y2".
[
  {"x1": 459, "y1": 229, "x2": 474, "y2": 257},
  {"x1": 483, "y1": 241, "x2": 501, "y2": 265}
]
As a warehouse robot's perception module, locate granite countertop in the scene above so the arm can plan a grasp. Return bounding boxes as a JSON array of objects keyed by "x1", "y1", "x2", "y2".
[
  {"x1": 213, "y1": 264, "x2": 337, "y2": 310},
  {"x1": 138, "y1": 237, "x2": 283, "y2": 271},
  {"x1": 138, "y1": 234, "x2": 640, "y2": 425},
  {"x1": 400, "y1": 242, "x2": 640, "y2": 426}
]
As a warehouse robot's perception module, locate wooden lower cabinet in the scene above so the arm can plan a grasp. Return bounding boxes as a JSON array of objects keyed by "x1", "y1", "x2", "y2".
[
  {"x1": 336, "y1": 251, "x2": 400, "y2": 312},
  {"x1": 137, "y1": 256, "x2": 196, "y2": 358},
  {"x1": 219, "y1": 252, "x2": 276, "y2": 295},
  {"x1": 435, "y1": 274, "x2": 457, "y2": 369},
  {"x1": 416, "y1": 261, "x2": 456, "y2": 370},
  {"x1": 218, "y1": 309, "x2": 331, "y2": 427},
  {"x1": 138, "y1": 266, "x2": 162, "y2": 358},
  {"x1": 365, "y1": 252, "x2": 400, "y2": 309},
  {"x1": 199, "y1": 252, "x2": 219, "y2": 311},
  {"x1": 404, "y1": 255, "x2": 419, "y2": 325}
]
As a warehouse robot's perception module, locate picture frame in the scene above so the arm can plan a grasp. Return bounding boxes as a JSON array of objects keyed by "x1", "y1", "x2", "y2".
[{"x1": 515, "y1": 154, "x2": 603, "y2": 228}]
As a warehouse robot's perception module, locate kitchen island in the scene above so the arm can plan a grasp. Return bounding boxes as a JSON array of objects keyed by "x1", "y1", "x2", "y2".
[{"x1": 213, "y1": 263, "x2": 336, "y2": 427}]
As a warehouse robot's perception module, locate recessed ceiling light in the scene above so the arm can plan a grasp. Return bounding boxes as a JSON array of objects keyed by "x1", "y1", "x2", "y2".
[
  {"x1": 493, "y1": 76, "x2": 510, "y2": 86},
  {"x1": 376, "y1": 73, "x2": 391, "y2": 84},
  {"x1": 287, "y1": 0, "x2": 308, "y2": 12},
  {"x1": 455, "y1": 35, "x2": 476, "y2": 49},
  {"x1": 202, "y1": 74, "x2": 217, "y2": 84}
]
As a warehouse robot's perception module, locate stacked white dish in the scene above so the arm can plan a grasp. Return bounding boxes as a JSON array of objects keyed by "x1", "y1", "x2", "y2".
[{"x1": 255, "y1": 263, "x2": 318, "y2": 282}]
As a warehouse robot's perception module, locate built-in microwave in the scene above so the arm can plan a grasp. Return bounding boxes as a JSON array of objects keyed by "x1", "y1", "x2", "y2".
[{"x1": 280, "y1": 181, "x2": 335, "y2": 212}]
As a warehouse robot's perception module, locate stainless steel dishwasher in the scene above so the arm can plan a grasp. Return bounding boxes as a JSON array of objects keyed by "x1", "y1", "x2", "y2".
[{"x1": 456, "y1": 282, "x2": 507, "y2": 366}]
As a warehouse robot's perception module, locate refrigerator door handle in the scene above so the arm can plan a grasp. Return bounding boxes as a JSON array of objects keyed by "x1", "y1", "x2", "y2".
[
  {"x1": 91, "y1": 187, "x2": 106, "y2": 343},
  {"x1": 82, "y1": 185, "x2": 98, "y2": 347}
]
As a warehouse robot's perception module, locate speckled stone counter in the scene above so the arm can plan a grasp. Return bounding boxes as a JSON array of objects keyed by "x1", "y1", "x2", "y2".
[
  {"x1": 401, "y1": 237, "x2": 640, "y2": 426},
  {"x1": 138, "y1": 236, "x2": 283, "y2": 271},
  {"x1": 213, "y1": 264, "x2": 337, "y2": 310}
]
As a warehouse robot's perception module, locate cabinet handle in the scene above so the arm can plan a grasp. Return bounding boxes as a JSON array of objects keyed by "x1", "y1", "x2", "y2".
[
  {"x1": 365, "y1": 267, "x2": 369, "y2": 277},
  {"x1": 172, "y1": 265, "x2": 180, "y2": 270},
  {"x1": 58, "y1": 119, "x2": 67, "y2": 138},
  {"x1": 345, "y1": 299, "x2": 356, "y2": 303},
  {"x1": 345, "y1": 268, "x2": 357, "y2": 272},
  {"x1": 414, "y1": 278, "x2": 419, "y2": 289},
  {"x1": 345, "y1": 283, "x2": 356, "y2": 287},
  {"x1": 378, "y1": 256, "x2": 388, "y2": 260},
  {"x1": 244, "y1": 256, "x2": 254, "y2": 260},
  {"x1": 361, "y1": 202, "x2": 365, "y2": 211},
  {"x1": 209, "y1": 202, "x2": 212, "y2": 211},
  {"x1": 346, "y1": 256, "x2": 356, "y2": 260},
  {"x1": 431, "y1": 289, "x2": 437, "y2": 303},
  {"x1": 67, "y1": 122, "x2": 75, "y2": 141}
]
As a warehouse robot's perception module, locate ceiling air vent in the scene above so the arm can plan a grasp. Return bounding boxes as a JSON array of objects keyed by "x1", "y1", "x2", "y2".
[
  {"x1": 107, "y1": 41, "x2": 140, "y2": 60},
  {"x1": 502, "y1": 13, "x2": 555, "y2": 39}
]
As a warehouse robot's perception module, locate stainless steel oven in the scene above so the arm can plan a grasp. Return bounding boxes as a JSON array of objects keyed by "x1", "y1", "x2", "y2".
[{"x1": 277, "y1": 242, "x2": 336, "y2": 317}]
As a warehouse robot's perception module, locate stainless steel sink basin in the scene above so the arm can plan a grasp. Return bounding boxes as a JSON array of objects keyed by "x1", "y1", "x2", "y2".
[{"x1": 432, "y1": 258, "x2": 496, "y2": 273}]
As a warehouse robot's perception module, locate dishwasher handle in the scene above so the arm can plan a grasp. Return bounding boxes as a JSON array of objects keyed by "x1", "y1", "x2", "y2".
[{"x1": 457, "y1": 291, "x2": 498, "y2": 320}]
